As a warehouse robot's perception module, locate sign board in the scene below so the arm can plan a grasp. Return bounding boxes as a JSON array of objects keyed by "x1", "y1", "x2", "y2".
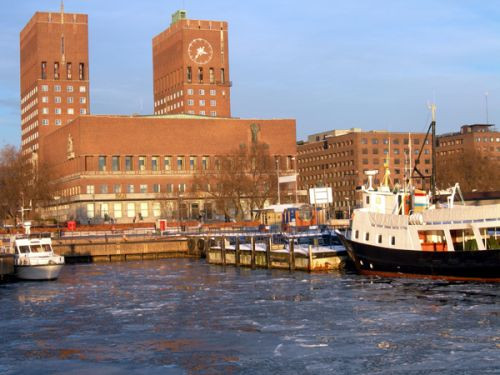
[
  {"x1": 309, "y1": 187, "x2": 333, "y2": 204},
  {"x1": 278, "y1": 174, "x2": 297, "y2": 184}
]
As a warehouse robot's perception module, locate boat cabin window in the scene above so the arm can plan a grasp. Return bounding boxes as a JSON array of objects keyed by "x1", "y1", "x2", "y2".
[
  {"x1": 365, "y1": 233, "x2": 370, "y2": 241},
  {"x1": 18, "y1": 245, "x2": 30, "y2": 253},
  {"x1": 355, "y1": 230, "x2": 359, "y2": 239},
  {"x1": 391, "y1": 236, "x2": 396, "y2": 246},
  {"x1": 43, "y1": 244, "x2": 51, "y2": 252},
  {"x1": 378, "y1": 234, "x2": 383, "y2": 244},
  {"x1": 31, "y1": 244, "x2": 44, "y2": 253},
  {"x1": 366, "y1": 196, "x2": 370, "y2": 205}
]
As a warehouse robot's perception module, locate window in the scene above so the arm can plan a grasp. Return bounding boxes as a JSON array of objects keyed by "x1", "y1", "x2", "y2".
[
  {"x1": 127, "y1": 184, "x2": 135, "y2": 193},
  {"x1": 391, "y1": 236, "x2": 396, "y2": 246},
  {"x1": 199, "y1": 110, "x2": 206, "y2": 116},
  {"x1": 153, "y1": 202, "x2": 161, "y2": 217},
  {"x1": 67, "y1": 108, "x2": 74, "y2": 115},
  {"x1": 365, "y1": 232, "x2": 370, "y2": 241},
  {"x1": 139, "y1": 156, "x2": 146, "y2": 171},
  {"x1": 86, "y1": 185, "x2": 95, "y2": 194},
  {"x1": 98, "y1": 156, "x2": 107, "y2": 171},
  {"x1": 189, "y1": 156, "x2": 196, "y2": 170},
  {"x1": 55, "y1": 119, "x2": 62, "y2": 126},
  {"x1": 80, "y1": 109, "x2": 86, "y2": 115},
  {"x1": 42, "y1": 96, "x2": 49, "y2": 103},
  {"x1": 114, "y1": 203, "x2": 122, "y2": 218},
  {"x1": 114, "y1": 184, "x2": 121, "y2": 193},
  {"x1": 199, "y1": 100, "x2": 205, "y2": 106},
  {"x1": 79, "y1": 63, "x2": 85, "y2": 80},
  {"x1": 355, "y1": 230, "x2": 359, "y2": 239},
  {"x1": 66, "y1": 85, "x2": 73, "y2": 93},
  {"x1": 41, "y1": 62, "x2": 47, "y2": 79},
  {"x1": 67, "y1": 97, "x2": 74, "y2": 103},
  {"x1": 187, "y1": 66, "x2": 192, "y2": 82},
  {"x1": 140, "y1": 203, "x2": 148, "y2": 218},
  {"x1": 66, "y1": 62, "x2": 72, "y2": 80},
  {"x1": 42, "y1": 119, "x2": 49, "y2": 126},
  {"x1": 220, "y1": 68, "x2": 225, "y2": 83},
  {"x1": 112, "y1": 156, "x2": 120, "y2": 171},
  {"x1": 198, "y1": 67, "x2": 203, "y2": 82},
  {"x1": 41, "y1": 85, "x2": 49, "y2": 92},
  {"x1": 177, "y1": 156, "x2": 184, "y2": 170},
  {"x1": 371, "y1": 139, "x2": 378, "y2": 144},
  {"x1": 378, "y1": 234, "x2": 383, "y2": 244},
  {"x1": 209, "y1": 67, "x2": 215, "y2": 83},
  {"x1": 187, "y1": 89, "x2": 194, "y2": 95},
  {"x1": 202, "y1": 156, "x2": 209, "y2": 170},
  {"x1": 210, "y1": 111, "x2": 217, "y2": 117},
  {"x1": 55, "y1": 108, "x2": 62, "y2": 115},
  {"x1": 140, "y1": 184, "x2": 147, "y2": 193},
  {"x1": 127, "y1": 203, "x2": 135, "y2": 218},
  {"x1": 210, "y1": 89, "x2": 216, "y2": 96},
  {"x1": 100, "y1": 184, "x2": 108, "y2": 194},
  {"x1": 166, "y1": 184, "x2": 173, "y2": 193},
  {"x1": 164, "y1": 156, "x2": 171, "y2": 170},
  {"x1": 153, "y1": 184, "x2": 160, "y2": 193},
  {"x1": 79, "y1": 97, "x2": 86, "y2": 104},
  {"x1": 125, "y1": 156, "x2": 133, "y2": 171},
  {"x1": 179, "y1": 183, "x2": 186, "y2": 193},
  {"x1": 151, "y1": 156, "x2": 159, "y2": 171},
  {"x1": 87, "y1": 203, "x2": 95, "y2": 219},
  {"x1": 55, "y1": 85, "x2": 61, "y2": 92},
  {"x1": 187, "y1": 99, "x2": 194, "y2": 106},
  {"x1": 199, "y1": 89, "x2": 205, "y2": 95},
  {"x1": 42, "y1": 108, "x2": 49, "y2": 115},
  {"x1": 55, "y1": 96, "x2": 61, "y2": 103},
  {"x1": 393, "y1": 139, "x2": 400, "y2": 145},
  {"x1": 79, "y1": 86, "x2": 86, "y2": 93},
  {"x1": 210, "y1": 100, "x2": 216, "y2": 107},
  {"x1": 54, "y1": 62, "x2": 60, "y2": 80}
]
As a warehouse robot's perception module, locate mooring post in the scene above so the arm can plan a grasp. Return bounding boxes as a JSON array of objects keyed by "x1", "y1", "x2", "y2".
[
  {"x1": 289, "y1": 238, "x2": 295, "y2": 272},
  {"x1": 251, "y1": 236, "x2": 256, "y2": 269},
  {"x1": 308, "y1": 244, "x2": 313, "y2": 272},
  {"x1": 266, "y1": 236, "x2": 272, "y2": 269},
  {"x1": 235, "y1": 236, "x2": 240, "y2": 267},
  {"x1": 221, "y1": 236, "x2": 226, "y2": 266}
]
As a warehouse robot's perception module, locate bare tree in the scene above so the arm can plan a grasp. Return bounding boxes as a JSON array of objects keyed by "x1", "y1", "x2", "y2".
[
  {"x1": 0, "y1": 146, "x2": 55, "y2": 224},
  {"x1": 194, "y1": 142, "x2": 278, "y2": 221},
  {"x1": 437, "y1": 151, "x2": 500, "y2": 192}
]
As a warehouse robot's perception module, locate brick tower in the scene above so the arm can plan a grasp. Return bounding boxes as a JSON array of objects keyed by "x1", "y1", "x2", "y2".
[
  {"x1": 152, "y1": 10, "x2": 231, "y2": 118},
  {"x1": 19, "y1": 4, "x2": 90, "y2": 157}
]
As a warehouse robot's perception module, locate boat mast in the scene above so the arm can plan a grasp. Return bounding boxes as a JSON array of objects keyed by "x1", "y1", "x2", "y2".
[{"x1": 430, "y1": 104, "x2": 437, "y2": 202}]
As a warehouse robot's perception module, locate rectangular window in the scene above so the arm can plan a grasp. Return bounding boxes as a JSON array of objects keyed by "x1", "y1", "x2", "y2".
[
  {"x1": 199, "y1": 100, "x2": 205, "y2": 106},
  {"x1": 67, "y1": 97, "x2": 74, "y2": 103},
  {"x1": 55, "y1": 85, "x2": 61, "y2": 92},
  {"x1": 189, "y1": 156, "x2": 196, "y2": 170},
  {"x1": 202, "y1": 156, "x2": 209, "y2": 170},
  {"x1": 127, "y1": 184, "x2": 134, "y2": 193},
  {"x1": 100, "y1": 203, "x2": 109, "y2": 217},
  {"x1": 112, "y1": 156, "x2": 120, "y2": 171},
  {"x1": 41, "y1": 62, "x2": 47, "y2": 79},
  {"x1": 66, "y1": 62, "x2": 72, "y2": 80},
  {"x1": 140, "y1": 184, "x2": 147, "y2": 193},
  {"x1": 153, "y1": 184, "x2": 160, "y2": 193},
  {"x1": 164, "y1": 156, "x2": 171, "y2": 170},
  {"x1": 87, "y1": 203, "x2": 95, "y2": 219},
  {"x1": 355, "y1": 230, "x2": 359, "y2": 239},
  {"x1": 179, "y1": 183, "x2": 186, "y2": 193},
  {"x1": 55, "y1": 119, "x2": 62, "y2": 126},
  {"x1": 114, "y1": 184, "x2": 122, "y2": 193},
  {"x1": 139, "y1": 156, "x2": 146, "y2": 171},
  {"x1": 209, "y1": 68, "x2": 215, "y2": 84},
  {"x1": 177, "y1": 156, "x2": 184, "y2": 170},
  {"x1": 210, "y1": 100, "x2": 216, "y2": 107},
  {"x1": 79, "y1": 86, "x2": 86, "y2": 93},
  {"x1": 153, "y1": 202, "x2": 161, "y2": 217},
  {"x1": 98, "y1": 156, "x2": 106, "y2": 171},
  {"x1": 79, "y1": 63, "x2": 85, "y2": 80},
  {"x1": 41, "y1": 119, "x2": 49, "y2": 126},
  {"x1": 86, "y1": 185, "x2": 95, "y2": 194},
  {"x1": 100, "y1": 184, "x2": 108, "y2": 194},
  {"x1": 55, "y1": 108, "x2": 62, "y2": 115},
  {"x1": 41, "y1": 85, "x2": 49, "y2": 92},
  {"x1": 365, "y1": 233, "x2": 370, "y2": 241},
  {"x1": 140, "y1": 203, "x2": 148, "y2": 218},
  {"x1": 114, "y1": 203, "x2": 122, "y2": 218},
  {"x1": 80, "y1": 108, "x2": 87, "y2": 115},
  {"x1": 187, "y1": 89, "x2": 194, "y2": 95},
  {"x1": 67, "y1": 108, "x2": 74, "y2": 115},
  {"x1": 127, "y1": 203, "x2": 135, "y2": 218},
  {"x1": 67, "y1": 85, "x2": 74, "y2": 92},
  {"x1": 200, "y1": 110, "x2": 206, "y2": 116},
  {"x1": 79, "y1": 97, "x2": 86, "y2": 104},
  {"x1": 210, "y1": 89, "x2": 216, "y2": 96},
  {"x1": 391, "y1": 236, "x2": 396, "y2": 246},
  {"x1": 55, "y1": 96, "x2": 61, "y2": 103},
  {"x1": 151, "y1": 156, "x2": 159, "y2": 171},
  {"x1": 187, "y1": 99, "x2": 194, "y2": 106},
  {"x1": 198, "y1": 67, "x2": 203, "y2": 82},
  {"x1": 187, "y1": 66, "x2": 192, "y2": 82},
  {"x1": 42, "y1": 96, "x2": 49, "y2": 103},
  {"x1": 210, "y1": 111, "x2": 217, "y2": 117},
  {"x1": 166, "y1": 184, "x2": 173, "y2": 193},
  {"x1": 42, "y1": 108, "x2": 49, "y2": 114},
  {"x1": 378, "y1": 234, "x2": 383, "y2": 244},
  {"x1": 199, "y1": 89, "x2": 205, "y2": 95},
  {"x1": 220, "y1": 68, "x2": 225, "y2": 83},
  {"x1": 125, "y1": 156, "x2": 133, "y2": 171},
  {"x1": 54, "y1": 62, "x2": 60, "y2": 80}
]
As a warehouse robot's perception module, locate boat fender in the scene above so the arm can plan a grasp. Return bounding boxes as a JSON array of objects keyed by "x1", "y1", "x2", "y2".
[{"x1": 409, "y1": 213, "x2": 424, "y2": 225}]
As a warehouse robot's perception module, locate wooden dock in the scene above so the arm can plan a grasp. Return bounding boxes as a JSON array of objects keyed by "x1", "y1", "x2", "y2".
[{"x1": 194, "y1": 235, "x2": 347, "y2": 272}]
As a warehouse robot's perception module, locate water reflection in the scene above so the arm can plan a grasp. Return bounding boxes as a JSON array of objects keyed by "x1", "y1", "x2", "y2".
[{"x1": 0, "y1": 259, "x2": 498, "y2": 374}]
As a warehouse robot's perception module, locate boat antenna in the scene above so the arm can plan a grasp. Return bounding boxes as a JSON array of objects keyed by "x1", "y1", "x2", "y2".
[{"x1": 382, "y1": 136, "x2": 391, "y2": 190}]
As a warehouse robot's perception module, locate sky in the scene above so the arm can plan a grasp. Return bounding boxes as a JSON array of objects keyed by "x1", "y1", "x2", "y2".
[{"x1": 1, "y1": 0, "x2": 499, "y2": 147}]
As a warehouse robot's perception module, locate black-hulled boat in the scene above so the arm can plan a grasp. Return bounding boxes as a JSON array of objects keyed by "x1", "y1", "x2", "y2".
[{"x1": 337, "y1": 106, "x2": 500, "y2": 282}]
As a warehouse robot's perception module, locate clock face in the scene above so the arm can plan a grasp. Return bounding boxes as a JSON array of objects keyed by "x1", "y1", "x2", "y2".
[{"x1": 188, "y1": 38, "x2": 213, "y2": 65}]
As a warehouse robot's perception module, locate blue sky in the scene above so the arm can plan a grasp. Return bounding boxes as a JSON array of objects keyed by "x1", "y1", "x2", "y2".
[{"x1": 1, "y1": 0, "x2": 499, "y2": 147}]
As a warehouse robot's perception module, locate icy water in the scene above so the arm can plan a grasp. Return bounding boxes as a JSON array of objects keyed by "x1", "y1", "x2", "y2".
[{"x1": 0, "y1": 260, "x2": 499, "y2": 374}]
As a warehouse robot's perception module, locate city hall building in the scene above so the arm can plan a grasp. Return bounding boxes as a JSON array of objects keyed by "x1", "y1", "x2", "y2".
[{"x1": 19, "y1": 7, "x2": 296, "y2": 223}]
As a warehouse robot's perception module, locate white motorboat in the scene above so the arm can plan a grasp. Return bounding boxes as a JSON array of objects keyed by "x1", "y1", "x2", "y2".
[{"x1": 11, "y1": 235, "x2": 64, "y2": 281}]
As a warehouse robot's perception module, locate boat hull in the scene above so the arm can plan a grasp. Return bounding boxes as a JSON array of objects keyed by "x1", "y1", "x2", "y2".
[
  {"x1": 15, "y1": 264, "x2": 64, "y2": 281},
  {"x1": 338, "y1": 233, "x2": 500, "y2": 282}
]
